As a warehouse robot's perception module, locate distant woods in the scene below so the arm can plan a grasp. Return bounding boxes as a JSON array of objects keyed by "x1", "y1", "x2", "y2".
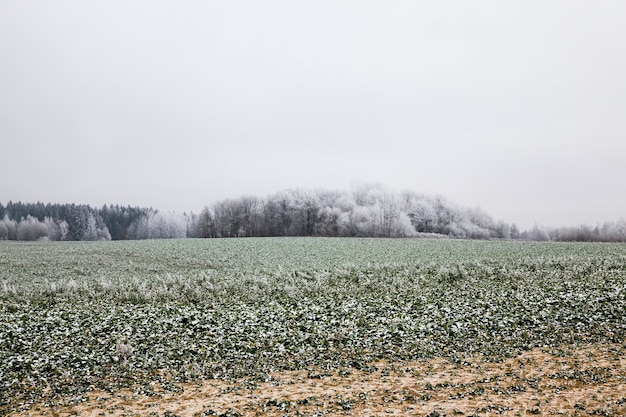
[
  {"x1": 193, "y1": 184, "x2": 626, "y2": 242},
  {"x1": 195, "y1": 185, "x2": 508, "y2": 239},
  {"x1": 0, "y1": 203, "x2": 188, "y2": 242},
  {"x1": 1, "y1": 184, "x2": 625, "y2": 241}
]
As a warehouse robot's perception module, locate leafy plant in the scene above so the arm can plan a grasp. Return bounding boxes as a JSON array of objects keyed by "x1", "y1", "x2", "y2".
[{"x1": 1, "y1": 238, "x2": 625, "y2": 414}]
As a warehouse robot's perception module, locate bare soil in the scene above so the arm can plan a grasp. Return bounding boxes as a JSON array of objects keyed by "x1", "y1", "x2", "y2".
[{"x1": 13, "y1": 342, "x2": 626, "y2": 417}]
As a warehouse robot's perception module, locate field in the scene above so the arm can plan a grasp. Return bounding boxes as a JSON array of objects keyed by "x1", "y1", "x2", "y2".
[{"x1": 1, "y1": 238, "x2": 626, "y2": 416}]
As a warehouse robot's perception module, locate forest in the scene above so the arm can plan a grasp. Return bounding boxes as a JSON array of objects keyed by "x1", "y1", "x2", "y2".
[{"x1": 1, "y1": 183, "x2": 625, "y2": 242}]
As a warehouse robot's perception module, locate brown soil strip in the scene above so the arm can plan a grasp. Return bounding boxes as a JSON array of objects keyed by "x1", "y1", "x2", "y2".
[{"x1": 12, "y1": 342, "x2": 626, "y2": 416}]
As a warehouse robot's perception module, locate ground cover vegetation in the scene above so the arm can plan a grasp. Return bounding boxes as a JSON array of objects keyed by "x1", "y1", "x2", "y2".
[{"x1": 1, "y1": 238, "x2": 625, "y2": 415}]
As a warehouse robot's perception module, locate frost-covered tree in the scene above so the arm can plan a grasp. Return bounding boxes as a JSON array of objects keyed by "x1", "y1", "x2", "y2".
[
  {"x1": 16, "y1": 215, "x2": 49, "y2": 241},
  {"x1": 0, "y1": 221, "x2": 8, "y2": 240},
  {"x1": 83, "y1": 214, "x2": 99, "y2": 241},
  {"x1": 494, "y1": 221, "x2": 511, "y2": 239},
  {"x1": 374, "y1": 187, "x2": 415, "y2": 237},
  {"x1": 351, "y1": 181, "x2": 382, "y2": 207},
  {"x1": 0, "y1": 215, "x2": 18, "y2": 240},
  {"x1": 210, "y1": 199, "x2": 245, "y2": 237},
  {"x1": 601, "y1": 219, "x2": 626, "y2": 241},
  {"x1": 191, "y1": 184, "x2": 515, "y2": 239},
  {"x1": 58, "y1": 219, "x2": 70, "y2": 241},
  {"x1": 526, "y1": 224, "x2": 550, "y2": 241},
  {"x1": 315, "y1": 206, "x2": 343, "y2": 236},
  {"x1": 402, "y1": 192, "x2": 439, "y2": 234},
  {"x1": 545, "y1": 219, "x2": 626, "y2": 242},
  {"x1": 131, "y1": 211, "x2": 187, "y2": 239},
  {"x1": 78, "y1": 212, "x2": 111, "y2": 241},
  {"x1": 194, "y1": 207, "x2": 215, "y2": 238},
  {"x1": 284, "y1": 189, "x2": 321, "y2": 236},
  {"x1": 262, "y1": 192, "x2": 293, "y2": 237},
  {"x1": 43, "y1": 217, "x2": 61, "y2": 241},
  {"x1": 510, "y1": 223, "x2": 520, "y2": 239},
  {"x1": 342, "y1": 205, "x2": 376, "y2": 236}
]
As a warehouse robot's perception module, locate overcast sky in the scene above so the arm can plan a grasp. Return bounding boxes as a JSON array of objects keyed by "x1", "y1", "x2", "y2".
[{"x1": 1, "y1": 1, "x2": 625, "y2": 230}]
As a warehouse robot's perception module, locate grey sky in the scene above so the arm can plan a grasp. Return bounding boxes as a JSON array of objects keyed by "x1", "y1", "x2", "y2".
[{"x1": 1, "y1": 1, "x2": 625, "y2": 230}]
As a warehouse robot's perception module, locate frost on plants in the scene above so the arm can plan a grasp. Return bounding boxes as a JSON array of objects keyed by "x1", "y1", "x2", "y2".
[{"x1": 1, "y1": 238, "x2": 626, "y2": 414}]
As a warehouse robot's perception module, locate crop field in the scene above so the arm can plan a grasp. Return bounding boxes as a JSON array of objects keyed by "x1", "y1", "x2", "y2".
[{"x1": 1, "y1": 238, "x2": 626, "y2": 416}]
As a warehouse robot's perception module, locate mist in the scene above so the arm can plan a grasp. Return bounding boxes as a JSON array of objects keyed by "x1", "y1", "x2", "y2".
[{"x1": 1, "y1": 2, "x2": 625, "y2": 229}]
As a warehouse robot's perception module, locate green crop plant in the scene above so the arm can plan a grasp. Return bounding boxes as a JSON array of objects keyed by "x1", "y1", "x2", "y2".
[{"x1": 1, "y1": 238, "x2": 625, "y2": 414}]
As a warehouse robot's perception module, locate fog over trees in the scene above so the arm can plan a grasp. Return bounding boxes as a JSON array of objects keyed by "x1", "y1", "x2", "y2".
[{"x1": 1, "y1": 184, "x2": 625, "y2": 241}]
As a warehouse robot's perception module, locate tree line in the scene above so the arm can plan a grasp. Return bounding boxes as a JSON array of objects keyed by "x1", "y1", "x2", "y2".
[
  {"x1": 1, "y1": 184, "x2": 625, "y2": 241},
  {"x1": 523, "y1": 222, "x2": 626, "y2": 242},
  {"x1": 195, "y1": 184, "x2": 512, "y2": 239},
  {"x1": 0, "y1": 202, "x2": 189, "y2": 241}
]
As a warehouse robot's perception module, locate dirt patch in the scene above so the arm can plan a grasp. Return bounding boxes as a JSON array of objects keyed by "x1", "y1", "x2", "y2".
[{"x1": 13, "y1": 343, "x2": 626, "y2": 416}]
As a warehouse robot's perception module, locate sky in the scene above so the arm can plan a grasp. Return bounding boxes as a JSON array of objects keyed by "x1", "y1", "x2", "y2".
[{"x1": 1, "y1": 1, "x2": 625, "y2": 230}]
